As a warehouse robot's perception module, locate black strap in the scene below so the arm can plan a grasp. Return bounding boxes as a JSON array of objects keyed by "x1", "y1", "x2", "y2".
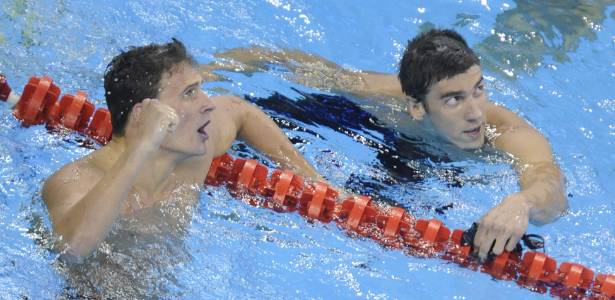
[{"x1": 460, "y1": 223, "x2": 545, "y2": 260}]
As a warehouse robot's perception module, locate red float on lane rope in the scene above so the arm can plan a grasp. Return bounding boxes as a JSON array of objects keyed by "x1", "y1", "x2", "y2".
[
  {"x1": 346, "y1": 196, "x2": 370, "y2": 230},
  {"x1": 335, "y1": 196, "x2": 384, "y2": 240},
  {"x1": 235, "y1": 159, "x2": 268, "y2": 194},
  {"x1": 262, "y1": 170, "x2": 304, "y2": 211},
  {"x1": 408, "y1": 219, "x2": 451, "y2": 256},
  {"x1": 300, "y1": 182, "x2": 338, "y2": 223},
  {"x1": 273, "y1": 171, "x2": 296, "y2": 204},
  {"x1": 550, "y1": 262, "x2": 594, "y2": 298},
  {"x1": 14, "y1": 76, "x2": 61, "y2": 125},
  {"x1": 375, "y1": 207, "x2": 414, "y2": 249},
  {"x1": 383, "y1": 207, "x2": 405, "y2": 237},
  {"x1": 307, "y1": 182, "x2": 329, "y2": 219},
  {"x1": 444, "y1": 229, "x2": 474, "y2": 268},
  {"x1": 518, "y1": 252, "x2": 558, "y2": 293},
  {"x1": 559, "y1": 263, "x2": 593, "y2": 289},
  {"x1": 415, "y1": 219, "x2": 450, "y2": 243},
  {"x1": 86, "y1": 108, "x2": 112, "y2": 144},
  {"x1": 482, "y1": 251, "x2": 521, "y2": 280},
  {"x1": 593, "y1": 274, "x2": 615, "y2": 298},
  {"x1": 45, "y1": 102, "x2": 61, "y2": 128},
  {"x1": 57, "y1": 91, "x2": 95, "y2": 131},
  {"x1": 205, "y1": 154, "x2": 235, "y2": 185}
]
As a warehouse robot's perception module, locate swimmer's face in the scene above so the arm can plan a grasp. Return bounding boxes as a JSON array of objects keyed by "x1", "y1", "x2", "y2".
[
  {"x1": 156, "y1": 62, "x2": 215, "y2": 155},
  {"x1": 409, "y1": 65, "x2": 487, "y2": 149}
]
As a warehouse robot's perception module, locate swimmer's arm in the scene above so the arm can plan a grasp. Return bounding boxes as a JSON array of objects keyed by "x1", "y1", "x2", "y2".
[
  {"x1": 221, "y1": 96, "x2": 325, "y2": 183},
  {"x1": 42, "y1": 146, "x2": 153, "y2": 259},
  {"x1": 206, "y1": 46, "x2": 405, "y2": 100},
  {"x1": 487, "y1": 103, "x2": 568, "y2": 224}
]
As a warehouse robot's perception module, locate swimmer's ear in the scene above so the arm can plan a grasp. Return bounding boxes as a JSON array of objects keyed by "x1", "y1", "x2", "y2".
[
  {"x1": 128, "y1": 103, "x2": 144, "y2": 124},
  {"x1": 406, "y1": 96, "x2": 425, "y2": 121}
]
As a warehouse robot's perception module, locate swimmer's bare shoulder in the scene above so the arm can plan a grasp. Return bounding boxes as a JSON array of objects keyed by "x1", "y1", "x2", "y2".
[
  {"x1": 207, "y1": 94, "x2": 284, "y2": 155},
  {"x1": 210, "y1": 94, "x2": 247, "y2": 122},
  {"x1": 207, "y1": 95, "x2": 243, "y2": 156},
  {"x1": 209, "y1": 94, "x2": 277, "y2": 148},
  {"x1": 42, "y1": 152, "x2": 105, "y2": 228},
  {"x1": 209, "y1": 94, "x2": 325, "y2": 182}
]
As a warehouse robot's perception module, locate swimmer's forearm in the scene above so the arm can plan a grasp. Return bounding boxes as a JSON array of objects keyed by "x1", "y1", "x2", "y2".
[
  {"x1": 283, "y1": 55, "x2": 400, "y2": 98},
  {"x1": 518, "y1": 162, "x2": 568, "y2": 224},
  {"x1": 274, "y1": 50, "x2": 404, "y2": 99},
  {"x1": 269, "y1": 143, "x2": 325, "y2": 183},
  {"x1": 354, "y1": 72, "x2": 405, "y2": 99},
  {"x1": 211, "y1": 47, "x2": 403, "y2": 99},
  {"x1": 54, "y1": 145, "x2": 154, "y2": 257}
]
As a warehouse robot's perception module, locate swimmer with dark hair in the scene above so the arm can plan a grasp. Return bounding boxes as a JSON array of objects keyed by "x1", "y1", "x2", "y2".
[
  {"x1": 42, "y1": 39, "x2": 326, "y2": 259},
  {"x1": 209, "y1": 29, "x2": 568, "y2": 260}
]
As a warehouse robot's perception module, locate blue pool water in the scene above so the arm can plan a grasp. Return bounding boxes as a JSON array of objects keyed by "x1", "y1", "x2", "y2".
[{"x1": 1, "y1": 0, "x2": 614, "y2": 298}]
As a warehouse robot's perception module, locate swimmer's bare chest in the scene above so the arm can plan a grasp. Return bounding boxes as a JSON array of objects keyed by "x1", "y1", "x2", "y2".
[
  {"x1": 119, "y1": 155, "x2": 214, "y2": 217},
  {"x1": 121, "y1": 181, "x2": 199, "y2": 217}
]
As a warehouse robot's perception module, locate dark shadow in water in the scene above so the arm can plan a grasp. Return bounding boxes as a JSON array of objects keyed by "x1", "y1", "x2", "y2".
[
  {"x1": 467, "y1": 0, "x2": 615, "y2": 77},
  {"x1": 245, "y1": 91, "x2": 466, "y2": 210}
]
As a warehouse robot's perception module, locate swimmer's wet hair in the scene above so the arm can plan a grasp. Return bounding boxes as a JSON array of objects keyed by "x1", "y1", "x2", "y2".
[
  {"x1": 398, "y1": 29, "x2": 480, "y2": 103},
  {"x1": 104, "y1": 38, "x2": 197, "y2": 136}
]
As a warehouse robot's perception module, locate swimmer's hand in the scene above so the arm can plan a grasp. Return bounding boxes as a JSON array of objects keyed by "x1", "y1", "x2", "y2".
[
  {"x1": 473, "y1": 192, "x2": 530, "y2": 260},
  {"x1": 126, "y1": 98, "x2": 179, "y2": 152}
]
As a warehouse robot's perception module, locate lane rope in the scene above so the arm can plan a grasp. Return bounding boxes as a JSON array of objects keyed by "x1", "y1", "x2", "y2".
[{"x1": 2, "y1": 74, "x2": 613, "y2": 299}]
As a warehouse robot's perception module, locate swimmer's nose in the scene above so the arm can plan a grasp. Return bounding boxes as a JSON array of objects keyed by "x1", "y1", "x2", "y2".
[{"x1": 465, "y1": 98, "x2": 483, "y2": 122}]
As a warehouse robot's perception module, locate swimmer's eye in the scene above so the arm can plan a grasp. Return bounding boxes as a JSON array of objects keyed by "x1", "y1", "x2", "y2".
[
  {"x1": 183, "y1": 87, "x2": 198, "y2": 99},
  {"x1": 474, "y1": 83, "x2": 485, "y2": 96},
  {"x1": 444, "y1": 96, "x2": 461, "y2": 107}
]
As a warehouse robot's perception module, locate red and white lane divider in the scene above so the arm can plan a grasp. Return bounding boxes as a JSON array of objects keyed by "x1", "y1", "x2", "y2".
[
  {"x1": 206, "y1": 154, "x2": 614, "y2": 299},
  {"x1": 1, "y1": 74, "x2": 112, "y2": 144},
  {"x1": 2, "y1": 74, "x2": 613, "y2": 299}
]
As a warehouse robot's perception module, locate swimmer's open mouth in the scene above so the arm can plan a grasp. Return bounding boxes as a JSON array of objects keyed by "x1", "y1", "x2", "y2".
[
  {"x1": 197, "y1": 120, "x2": 210, "y2": 138},
  {"x1": 463, "y1": 125, "x2": 482, "y2": 138}
]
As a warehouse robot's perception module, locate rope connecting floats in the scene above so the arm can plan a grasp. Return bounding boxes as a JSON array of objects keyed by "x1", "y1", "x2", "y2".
[{"x1": 2, "y1": 74, "x2": 614, "y2": 299}]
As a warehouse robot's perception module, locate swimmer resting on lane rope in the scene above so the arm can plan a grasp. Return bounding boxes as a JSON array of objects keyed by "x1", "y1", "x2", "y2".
[{"x1": 207, "y1": 28, "x2": 568, "y2": 260}]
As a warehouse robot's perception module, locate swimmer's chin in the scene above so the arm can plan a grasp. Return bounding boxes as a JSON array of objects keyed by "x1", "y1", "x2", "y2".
[
  {"x1": 451, "y1": 140, "x2": 485, "y2": 150},
  {"x1": 461, "y1": 144, "x2": 484, "y2": 150}
]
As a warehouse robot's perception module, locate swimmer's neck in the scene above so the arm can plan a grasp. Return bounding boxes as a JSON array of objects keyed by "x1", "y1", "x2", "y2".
[{"x1": 103, "y1": 137, "x2": 192, "y2": 194}]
